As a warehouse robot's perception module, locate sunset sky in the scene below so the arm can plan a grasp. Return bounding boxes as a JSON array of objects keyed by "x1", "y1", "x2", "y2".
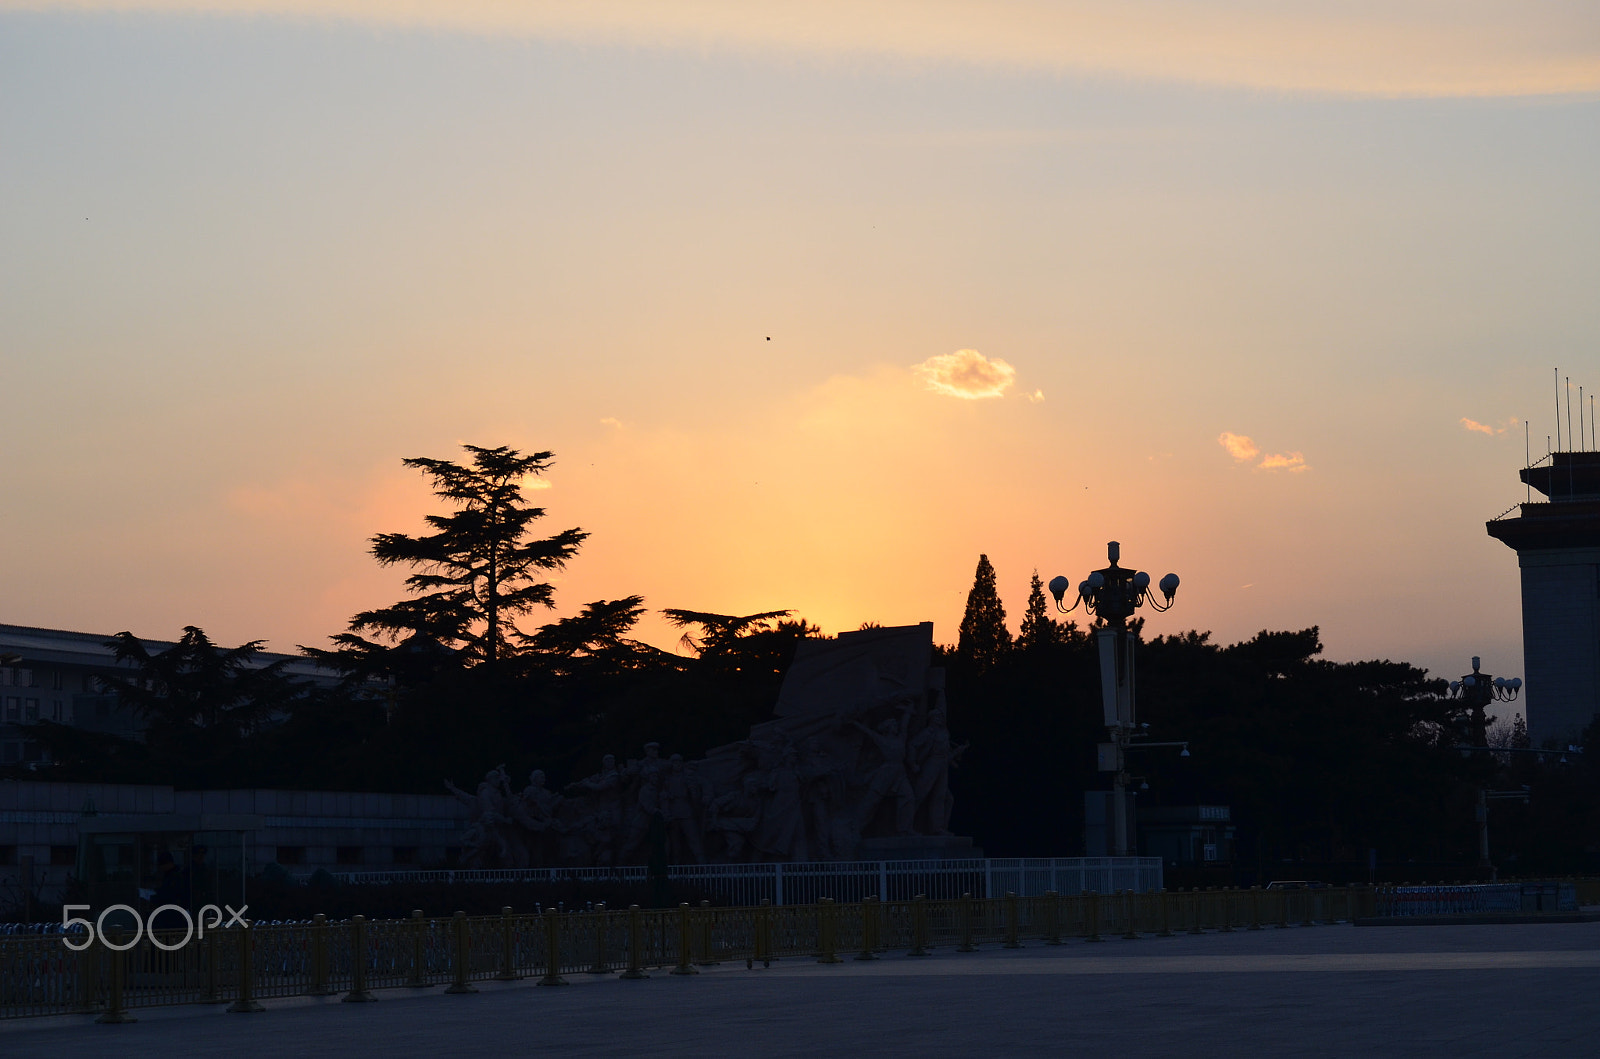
[{"x1": 3, "y1": 3, "x2": 1597, "y2": 690}]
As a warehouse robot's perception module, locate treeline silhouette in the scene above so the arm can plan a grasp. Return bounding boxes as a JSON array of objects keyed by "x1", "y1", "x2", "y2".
[{"x1": 15, "y1": 446, "x2": 1599, "y2": 875}]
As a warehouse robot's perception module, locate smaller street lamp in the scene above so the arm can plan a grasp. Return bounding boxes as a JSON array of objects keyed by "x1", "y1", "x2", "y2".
[{"x1": 1447, "y1": 656, "x2": 1521, "y2": 747}]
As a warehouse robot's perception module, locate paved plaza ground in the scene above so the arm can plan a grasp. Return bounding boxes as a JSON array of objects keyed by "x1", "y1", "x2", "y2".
[{"x1": 5, "y1": 920, "x2": 1598, "y2": 1058}]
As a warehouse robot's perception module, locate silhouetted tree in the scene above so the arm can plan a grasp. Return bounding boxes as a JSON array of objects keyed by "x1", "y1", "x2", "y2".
[
  {"x1": 321, "y1": 445, "x2": 587, "y2": 670},
  {"x1": 1016, "y1": 570, "x2": 1074, "y2": 654},
  {"x1": 957, "y1": 554, "x2": 1011, "y2": 671},
  {"x1": 528, "y1": 597, "x2": 676, "y2": 678},
  {"x1": 98, "y1": 627, "x2": 298, "y2": 736},
  {"x1": 661, "y1": 609, "x2": 793, "y2": 655},
  {"x1": 20, "y1": 627, "x2": 312, "y2": 788}
]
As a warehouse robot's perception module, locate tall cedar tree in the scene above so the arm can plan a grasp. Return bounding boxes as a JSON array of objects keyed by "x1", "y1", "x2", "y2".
[
  {"x1": 331, "y1": 445, "x2": 587, "y2": 668},
  {"x1": 1016, "y1": 569, "x2": 1068, "y2": 653},
  {"x1": 957, "y1": 554, "x2": 1012, "y2": 671}
]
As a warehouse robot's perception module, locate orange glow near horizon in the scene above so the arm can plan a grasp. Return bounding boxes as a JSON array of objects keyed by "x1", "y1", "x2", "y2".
[{"x1": 1, "y1": 3, "x2": 1594, "y2": 687}]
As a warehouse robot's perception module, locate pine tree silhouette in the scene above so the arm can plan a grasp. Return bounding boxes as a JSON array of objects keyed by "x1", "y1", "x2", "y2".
[
  {"x1": 958, "y1": 554, "x2": 1012, "y2": 671},
  {"x1": 1016, "y1": 569, "x2": 1063, "y2": 653}
]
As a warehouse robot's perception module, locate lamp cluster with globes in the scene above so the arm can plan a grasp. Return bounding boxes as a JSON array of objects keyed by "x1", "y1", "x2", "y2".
[{"x1": 1045, "y1": 541, "x2": 1185, "y2": 858}]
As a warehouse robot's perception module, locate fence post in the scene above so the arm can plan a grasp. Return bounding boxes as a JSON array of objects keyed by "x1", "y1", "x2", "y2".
[
  {"x1": 856, "y1": 895, "x2": 880, "y2": 960},
  {"x1": 816, "y1": 898, "x2": 842, "y2": 963},
  {"x1": 957, "y1": 892, "x2": 976, "y2": 952},
  {"x1": 748, "y1": 899, "x2": 771, "y2": 970},
  {"x1": 1085, "y1": 891, "x2": 1103, "y2": 942},
  {"x1": 671, "y1": 903, "x2": 699, "y2": 975},
  {"x1": 407, "y1": 910, "x2": 431, "y2": 988},
  {"x1": 908, "y1": 894, "x2": 930, "y2": 956},
  {"x1": 1276, "y1": 888, "x2": 1289, "y2": 929},
  {"x1": 1300, "y1": 889, "x2": 1315, "y2": 928},
  {"x1": 697, "y1": 901, "x2": 720, "y2": 967},
  {"x1": 444, "y1": 911, "x2": 477, "y2": 994},
  {"x1": 198, "y1": 924, "x2": 222, "y2": 1002},
  {"x1": 1044, "y1": 890, "x2": 1062, "y2": 945},
  {"x1": 307, "y1": 914, "x2": 335, "y2": 996},
  {"x1": 1004, "y1": 891, "x2": 1022, "y2": 949},
  {"x1": 1186, "y1": 889, "x2": 1203, "y2": 935},
  {"x1": 94, "y1": 928, "x2": 137, "y2": 1023},
  {"x1": 228, "y1": 924, "x2": 266, "y2": 1012},
  {"x1": 620, "y1": 905, "x2": 649, "y2": 979},
  {"x1": 342, "y1": 916, "x2": 377, "y2": 1003},
  {"x1": 496, "y1": 907, "x2": 520, "y2": 981},
  {"x1": 1217, "y1": 889, "x2": 1233, "y2": 932},
  {"x1": 1158, "y1": 889, "x2": 1174, "y2": 937},
  {"x1": 76, "y1": 940, "x2": 102, "y2": 1015},
  {"x1": 1121, "y1": 890, "x2": 1140, "y2": 940},
  {"x1": 1249, "y1": 886, "x2": 1263, "y2": 930},
  {"x1": 537, "y1": 910, "x2": 569, "y2": 986},
  {"x1": 76, "y1": 941, "x2": 103, "y2": 1014},
  {"x1": 587, "y1": 904, "x2": 610, "y2": 974}
]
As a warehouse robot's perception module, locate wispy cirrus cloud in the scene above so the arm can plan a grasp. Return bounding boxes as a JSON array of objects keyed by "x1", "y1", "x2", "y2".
[
  {"x1": 11, "y1": 1, "x2": 1597, "y2": 98},
  {"x1": 1219, "y1": 431, "x2": 1309, "y2": 473},
  {"x1": 914, "y1": 349, "x2": 1016, "y2": 400},
  {"x1": 1460, "y1": 416, "x2": 1519, "y2": 436}
]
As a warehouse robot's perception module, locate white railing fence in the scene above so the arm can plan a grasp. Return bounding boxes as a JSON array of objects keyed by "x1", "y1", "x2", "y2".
[
  {"x1": 1375, "y1": 882, "x2": 1577, "y2": 916},
  {"x1": 293, "y1": 856, "x2": 1163, "y2": 905}
]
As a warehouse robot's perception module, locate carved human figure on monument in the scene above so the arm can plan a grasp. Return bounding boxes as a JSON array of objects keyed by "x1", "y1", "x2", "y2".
[
  {"x1": 662, "y1": 754, "x2": 706, "y2": 864},
  {"x1": 619, "y1": 752, "x2": 664, "y2": 865},
  {"x1": 800, "y1": 736, "x2": 854, "y2": 859},
  {"x1": 908, "y1": 707, "x2": 965, "y2": 835},
  {"x1": 755, "y1": 747, "x2": 808, "y2": 861},
  {"x1": 738, "y1": 729, "x2": 791, "y2": 777},
  {"x1": 509, "y1": 769, "x2": 564, "y2": 865},
  {"x1": 566, "y1": 753, "x2": 622, "y2": 864},
  {"x1": 710, "y1": 774, "x2": 764, "y2": 861},
  {"x1": 446, "y1": 764, "x2": 516, "y2": 866},
  {"x1": 850, "y1": 705, "x2": 917, "y2": 836}
]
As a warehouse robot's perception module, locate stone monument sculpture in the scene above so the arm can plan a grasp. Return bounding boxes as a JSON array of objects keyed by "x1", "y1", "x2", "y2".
[{"x1": 448, "y1": 622, "x2": 974, "y2": 866}]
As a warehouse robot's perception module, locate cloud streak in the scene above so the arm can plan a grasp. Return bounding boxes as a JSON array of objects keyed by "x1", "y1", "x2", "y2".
[
  {"x1": 13, "y1": 1, "x2": 1599, "y2": 98},
  {"x1": 914, "y1": 349, "x2": 1016, "y2": 400},
  {"x1": 1219, "y1": 431, "x2": 1310, "y2": 473},
  {"x1": 1460, "y1": 416, "x2": 1519, "y2": 436}
]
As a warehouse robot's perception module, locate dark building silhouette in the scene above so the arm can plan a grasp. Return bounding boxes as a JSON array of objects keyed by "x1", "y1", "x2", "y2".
[{"x1": 1486, "y1": 451, "x2": 1600, "y2": 745}]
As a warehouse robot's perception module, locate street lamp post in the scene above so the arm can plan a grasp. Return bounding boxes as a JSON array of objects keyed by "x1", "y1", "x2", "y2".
[
  {"x1": 1049, "y1": 541, "x2": 1181, "y2": 857},
  {"x1": 1446, "y1": 655, "x2": 1526, "y2": 876},
  {"x1": 1446, "y1": 656, "x2": 1522, "y2": 747}
]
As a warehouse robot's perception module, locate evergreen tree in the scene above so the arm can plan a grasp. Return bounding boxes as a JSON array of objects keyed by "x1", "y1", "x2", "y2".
[
  {"x1": 1016, "y1": 569, "x2": 1067, "y2": 653},
  {"x1": 957, "y1": 554, "x2": 1012, "y2": 671},
  {"x1": 325, "y1": 445, "x2": 587, "y2": 668}
]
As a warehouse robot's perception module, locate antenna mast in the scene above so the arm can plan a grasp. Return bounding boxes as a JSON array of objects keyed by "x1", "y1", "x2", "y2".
[{"x1": 1525, "y1": 420, "x2": 1532, "y2": 502}]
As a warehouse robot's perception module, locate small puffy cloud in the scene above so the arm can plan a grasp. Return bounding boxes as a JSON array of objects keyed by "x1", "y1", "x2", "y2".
[
  {"x1": 914, "y1": 349, "x2": 1016, "y2": 399},
  {"x1": 1256, "y1": 451, "x2": 1308, "y2": 473},
  {"x1": 1460, "y1": 416, "x2": 1518, "y2": 436},
  {"x1": 1025, "y1": 389, "x2": 1045, "y2": 403},
  {"x1": 1218, "y1": 432, "x2": 1260, "y2": 462},
  {"x1": 1220, "y1": 431, "x2": 1309, "y2": 473}
]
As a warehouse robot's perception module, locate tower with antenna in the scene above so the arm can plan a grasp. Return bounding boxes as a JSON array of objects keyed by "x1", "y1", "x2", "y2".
[{"x1": 1486, "y1": 371, "x2": 1600, "y2": 746}]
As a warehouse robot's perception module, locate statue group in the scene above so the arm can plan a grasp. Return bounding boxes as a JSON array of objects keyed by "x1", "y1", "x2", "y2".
[{"x1": 447, "y1": 623, "x2": 967, "y2": 867}]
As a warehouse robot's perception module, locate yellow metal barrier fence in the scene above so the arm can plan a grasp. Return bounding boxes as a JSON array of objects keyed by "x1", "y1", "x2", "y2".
[{"x1": 1, "y1": 881, "x2": 1587, "y2": 1020}]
